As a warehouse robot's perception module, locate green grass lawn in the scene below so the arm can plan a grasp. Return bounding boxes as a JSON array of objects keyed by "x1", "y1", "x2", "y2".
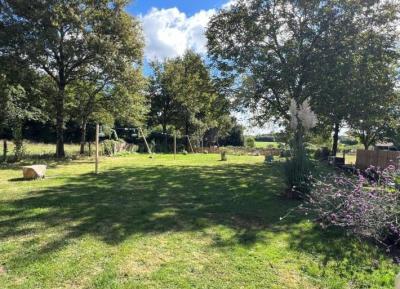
[{"x1": 0, "y1": 154, "x2": 397, "y2": 288}]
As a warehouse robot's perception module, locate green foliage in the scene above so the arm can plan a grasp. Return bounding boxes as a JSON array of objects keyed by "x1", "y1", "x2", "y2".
[
  {"x1": 208, "y1": 0, "x2": 340, "y2": 122},
  {"x1": 244, "y1": 137, "x2": 255, "y2": 148},
  {"x1": 207, "y1": 0, "x2": 399, "y2": 154},
  {"x1": 313, "y1": 147, "x2": 331, "y2": 161},
  {"x1": 148, "y1": 50, "x2": 230, "y2": 145},
  {"x1": 0, "y1": 72, "x2": 44, "y2": 160},
  {"x1": 101, "y1": 139, "x2": 130, "y2": 156},
  {"x1": 219, "y1": 124, "x2": 245, "y2": 147},
  {"x1": 339, "y1": 136, "x2": 358, "y2": 146},
  {"x1": 1, "y1": 0, "x2": 145, "y2": 157}
]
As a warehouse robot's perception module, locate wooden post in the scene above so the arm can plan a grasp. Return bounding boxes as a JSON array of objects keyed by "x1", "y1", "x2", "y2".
[
  {"x1": 95, "y1": 124, "x2": 99, "y2": 174},
  {"x1": 187, "y1": 135, "x2": 194, "y2": 153},
  {"x1": 3, "y1": 139, "x2": 7, "y2": 162},
  {"x1": 139, "y1": 127, "x2": 152, "y2": 154},
  {"x1": 174, "y1": 131, "x2": 177, "y2": 159}
]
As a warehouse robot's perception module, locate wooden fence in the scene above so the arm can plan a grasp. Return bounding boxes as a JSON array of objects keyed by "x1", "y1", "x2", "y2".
[{"x1": 355, "y1": 149, "x2": 400, "y2": 170}]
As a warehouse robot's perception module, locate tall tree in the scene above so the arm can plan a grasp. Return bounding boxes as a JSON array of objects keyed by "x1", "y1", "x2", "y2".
[
  {"x1": 148, "y1": 51, "x2": 221, "y2": 149},
  {"x1": 1, "y1": 0, "x2": 144, "y2": 157},
  {"x1": 148, "y1": 60, "x2": 181, "y2": 141},
  {"x1": 0, "y1": 75, "x2": 43, "y2": 160},
  {"x1": 207, "y1": 0, "x2": 338, "y2": 124},
  {"x1": 207, "y1": 0, "x2": 399, "y2": 152},
  {"x1": 0, "y1": 54, "x2": 45, "y2": 160},
  {"x1": 310, "y1": 0, "x2": 399, "y2": 155},
  {"x1": 69, "y1": 67, "x2": 146, "y2": 154}
]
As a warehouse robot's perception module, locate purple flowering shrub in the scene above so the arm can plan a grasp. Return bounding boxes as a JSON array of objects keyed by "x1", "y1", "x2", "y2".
[{"x1": 306, "y1": 165, "x2": 400, "y2": 248}]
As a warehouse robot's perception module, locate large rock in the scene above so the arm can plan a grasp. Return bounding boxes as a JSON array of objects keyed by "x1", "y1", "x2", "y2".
[{"x1": 22, "y1": 165, "x2": 47, "y2": 180}]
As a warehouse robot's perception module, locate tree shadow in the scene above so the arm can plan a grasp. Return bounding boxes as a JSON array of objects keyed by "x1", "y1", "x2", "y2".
[
  {"x1": 0, "y1": 162, "x2": 306, "y2": 266},
  {"x1": 287, "y1": 221, "x2": 389, "y2": 280}
]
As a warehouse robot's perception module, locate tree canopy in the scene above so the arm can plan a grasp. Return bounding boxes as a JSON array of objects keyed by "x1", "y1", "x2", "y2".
[{"x1": 1, "y1": 0, "x2": 144, "y2": 157}]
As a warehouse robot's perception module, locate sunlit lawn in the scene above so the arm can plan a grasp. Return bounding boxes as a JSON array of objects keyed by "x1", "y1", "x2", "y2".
[{"x1": 0, "y1": 154, "x2": 396, "y2": 288}]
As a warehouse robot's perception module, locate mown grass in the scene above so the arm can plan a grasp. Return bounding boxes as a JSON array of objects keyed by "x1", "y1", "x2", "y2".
[{"x1": 0, "y1": 153, "x2": 397, "y2": 288}]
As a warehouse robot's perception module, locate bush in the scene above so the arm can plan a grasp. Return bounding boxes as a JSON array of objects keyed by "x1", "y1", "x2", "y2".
[
  {"x1": 305, "y1": 165, "x2": 400, "y2": 249},
  {"x1": 245, "y1": 137, "x2": 256, "y2": 148},
  {"x1": 102, "y1": 139, "x2": 135, "y2": 156},
  {"x1": 340, "y1": 136, "x2": 359, "y2": 146},
  {"x1": 314, "y1": 147, "x2": 330, "y2": 160}
]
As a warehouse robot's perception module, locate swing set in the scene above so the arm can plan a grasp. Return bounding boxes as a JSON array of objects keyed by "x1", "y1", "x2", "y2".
[{"x1": 94, "y1": 124, "x2": 195, "y2": 174}]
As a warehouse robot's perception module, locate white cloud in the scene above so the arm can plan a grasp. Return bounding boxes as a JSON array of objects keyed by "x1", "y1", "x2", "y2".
[
  {"x1": 140, "y1": 7, "x2": 215, "y2": 61},
  {"x1": 221, "y1": 0, "x2": 238, "y2": 9}
]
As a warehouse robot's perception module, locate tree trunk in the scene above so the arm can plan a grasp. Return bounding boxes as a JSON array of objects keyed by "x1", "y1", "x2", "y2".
[
  {"x1": 12, "y1": 120, "x2": 24, "y2": 161},
  {"x1": 331, "y1": 122, "x2": 340, "y2": 156},
  {"x1": 80, "y1": 119, "x2": 87, "y2": 155},
  {"x1": 56, "y1": 84, "x2": 65, "y2": 158},
  {"x1": 162, "y1": 123, "x2": 168, "y2": 152},
  {"x1": 3, "y1": 139, "x2": 7, "y2": 162},
  {"x1": 363, "y1": 142, "x2": 369, "y2": 150},
  {"x1": 185, "y1": 122, "x2": 190, "y2": 151}
]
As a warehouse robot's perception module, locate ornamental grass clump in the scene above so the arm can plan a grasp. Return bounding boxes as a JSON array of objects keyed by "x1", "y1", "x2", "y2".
[
  {"x1": 285, "y1": 99, "x2": 317, "y2": 198},
  {"x1": 306, "y1": 165, "x2": 400, "y2": 249}
]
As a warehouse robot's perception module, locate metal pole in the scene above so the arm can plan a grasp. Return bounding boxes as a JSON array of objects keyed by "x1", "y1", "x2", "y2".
[
  {"x1": 95, "y1": 123, "x2": 99, "y2": 174},
  {"x1": 174, "y1": 131, "x2": 177, "y2": 159},
  {"x1": 187, "y1": 135, "x2": 194, "y2": 153}
]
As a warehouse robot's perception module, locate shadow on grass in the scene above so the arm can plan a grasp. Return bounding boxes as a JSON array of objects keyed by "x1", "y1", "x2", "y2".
[
  {"x1": 0, "y1": 162, "x2": 305, "y2": 261},
  {"x1": 0, "y1": 156, "x2": 94, "y2": 171}
]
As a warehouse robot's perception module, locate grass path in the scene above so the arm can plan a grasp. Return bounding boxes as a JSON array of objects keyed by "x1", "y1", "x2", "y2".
[{"x1": 0, "y1": 154, "x2": 397, "y2": 288}]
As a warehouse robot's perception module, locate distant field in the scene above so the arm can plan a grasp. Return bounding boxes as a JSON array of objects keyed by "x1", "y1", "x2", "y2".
[
  {"x1": 254, "y1": 141, "x2": 281, "y2": 148},
  {"x1": 1, "y1": 140, "x2": 81, "y2": 156},
  {"x1": 345, "y1": 154, "x2": 356, "y2": 165},
  {"x1": 336, "y1": 152, "x2": 356, "y2": 165}
]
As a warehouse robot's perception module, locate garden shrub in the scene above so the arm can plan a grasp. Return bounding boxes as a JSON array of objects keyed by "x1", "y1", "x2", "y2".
[
  {"x1": 314, "y1": 147, "x2": 330, "y2": 160},
  {"x1": 305, "y1": 165, "x2": 400, "y2": 249},
  {"x1": 284, "y1": 99, "x2": 317, "y2": 199},
  {"x1": 101, "y1": 139, "x2": 136, "y2": 156},
  {"x1": 245, "y1": 137, "x2": 255, "y2": 148}
]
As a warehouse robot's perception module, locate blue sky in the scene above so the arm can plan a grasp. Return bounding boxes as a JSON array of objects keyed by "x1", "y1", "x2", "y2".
[
  {"x1": 124, "y1": 0, "x2": 276, "y2": 134},
  {"x1": 124, "y1": 0, "x2": 235, "y2": 62},
  {"x1": 127, "y1": 0, "x2": 229, "y2": 16}
]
